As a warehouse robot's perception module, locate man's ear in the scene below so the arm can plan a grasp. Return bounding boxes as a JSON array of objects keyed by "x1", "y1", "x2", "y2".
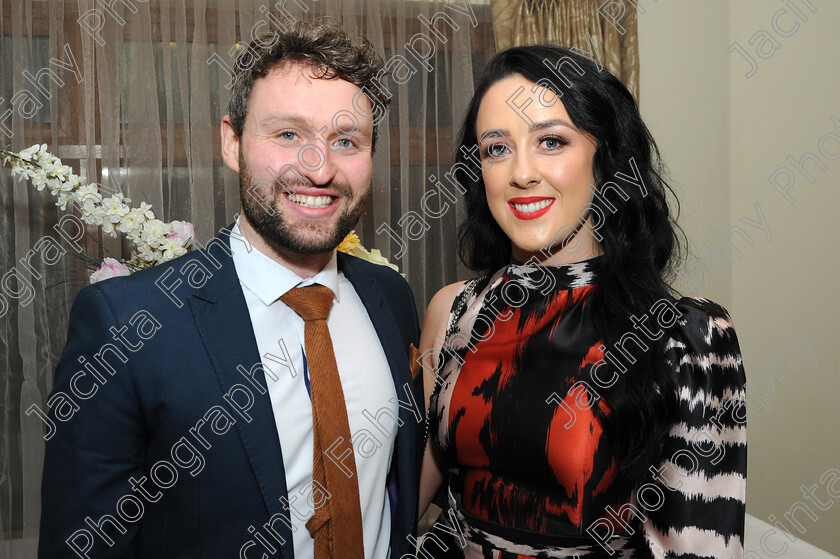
[{"x1": 221, "y1": 115, "x2": 241, "y2": 173}]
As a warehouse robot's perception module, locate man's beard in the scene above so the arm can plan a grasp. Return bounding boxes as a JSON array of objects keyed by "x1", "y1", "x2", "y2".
[{"x1": 238, "y1": 155, "x2": 369, "y2": 256}]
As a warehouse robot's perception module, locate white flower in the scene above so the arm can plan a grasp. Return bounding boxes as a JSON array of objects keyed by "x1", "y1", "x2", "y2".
[
  {"x1": 101, "y1": 195, "x2": 130, "y2": 223},
  {"x1": 160, "y1": 238, "x2": 187, "y2": 261},
  {"x1": 101, "y1": 221, "x2": 118, "y2": 237},
  {"x1": 137, "y1": 219, "x2": 169, "y2": 258},
  {"x1": 54, "y1": 175, "x2": 75, "y2": 192},
  {"x1": 31, "y1": 172, "x2": 48, "y2": 191},
  {"x1": 4, "y1": 143, "x2": 199, "y2": 283},
  {"x1": 79, "y1": 212, "x2": 101, "y2": 225},
  {"x1": 137, "y1": 202, "x2": 155, "y2": 220},
  {"x1": 18, "y1": 144, "x2": 44, "y2": 162},
  {"x1": 143, "y1": 219, "x2": 168, "y2": 244},
  {"x1": 12, "y1": 164, "x2": 36, "y2": 181},
  {"x1": 55, "y1": 192, "x2": 73, "y2": 211},
  {"x1": 43, "y1": 158, "x2": 71, "y2": 181},
  {"x1": 83, "y1": 205, "x2": 107, "y2": 226},
  {"x1": 137, "y1": 245, "x2": 161, "y2": 264},
  {"x1": 89, "y1": 258, "x2": 131, "y2": 283},
  {"x1": 166, "y1": 220, "x2": 194, "y2": 247},
  {"x1": 117, "y1": 209, "x2": 147, "y2": 235},
  {"x1": 46, "y1": 177, "x2": 70, "y2": 197},
  {"x1": 73, "y1": 185, "x2": 102, "y2": 210},
  {"x1": 79, "y1": 199, "x2": 101, "y2": 218}
]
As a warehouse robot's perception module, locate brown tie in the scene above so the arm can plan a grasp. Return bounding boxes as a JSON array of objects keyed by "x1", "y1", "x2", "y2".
[{"x1": 280, "y1": 285, "x2": 365, "y2": 559}]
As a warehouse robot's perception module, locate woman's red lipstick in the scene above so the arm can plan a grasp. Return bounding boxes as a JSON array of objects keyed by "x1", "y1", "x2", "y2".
[{"x1": 508, "y1": 197, "x2": 554, "y2": 220}]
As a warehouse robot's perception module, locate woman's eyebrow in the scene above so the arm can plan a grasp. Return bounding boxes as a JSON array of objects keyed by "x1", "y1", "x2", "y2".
[
  {"x1": 478, "y1": 119, "x2": 575, "y2": 139},
  {"x1": 478, "y1": 128, "x2": 511, "y2": 141},
  {"x1": 529, "y1": 118, "x2": 574, "y2": 133}
]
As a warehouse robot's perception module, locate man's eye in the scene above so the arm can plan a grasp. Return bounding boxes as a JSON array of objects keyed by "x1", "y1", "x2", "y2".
[
  {"x1": 335, "y1": 138, "x2": 355, "y2": 149},
  {"x1": 278, "y1": 131, "x2": 297, "y2": 140}
]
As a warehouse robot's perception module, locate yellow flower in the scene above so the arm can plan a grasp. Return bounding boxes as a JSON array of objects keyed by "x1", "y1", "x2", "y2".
[
  {"x1": 336, "y1": 230, "x2": 400, "y2": 273},
  {"x1": 336, "y1": 230, "x2": 362, "y2": 253}
]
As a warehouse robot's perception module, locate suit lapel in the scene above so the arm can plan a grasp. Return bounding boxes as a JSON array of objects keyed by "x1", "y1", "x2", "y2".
[{"x1": 188, "y1": 233, "x2": 294, "y2": 556}]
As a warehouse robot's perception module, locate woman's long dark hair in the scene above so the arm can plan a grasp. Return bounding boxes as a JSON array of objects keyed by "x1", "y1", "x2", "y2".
[{"x1": 456, "y1": 44, "x2": 685, "y2": 487}]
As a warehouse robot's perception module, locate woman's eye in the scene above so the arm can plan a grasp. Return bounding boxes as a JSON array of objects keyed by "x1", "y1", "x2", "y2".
[
  {"x1": 483, "y1": 143, "x2": 509, "y2": 158},
  {"x1": 540, "y1": 136, "x2": 568, "y2": 150}
]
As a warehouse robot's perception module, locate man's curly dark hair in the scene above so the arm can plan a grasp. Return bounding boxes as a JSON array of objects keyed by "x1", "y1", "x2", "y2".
[{"x1": 226, "y1": 17, "x2": 390, "y2": 151}]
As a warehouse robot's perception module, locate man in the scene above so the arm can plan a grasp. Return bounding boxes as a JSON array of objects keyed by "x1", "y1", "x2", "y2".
[{"x1": 39, "y1": 20, "x2": 424, "y2": 559}]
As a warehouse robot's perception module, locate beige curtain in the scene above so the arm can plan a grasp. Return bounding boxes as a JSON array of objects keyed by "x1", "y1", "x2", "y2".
[
  {"x1": 490, "y1": 0, "x2": 639, "y2": 100},
  {"x1": 0, "y1": 1, "x2": 494, "y2": 553}
]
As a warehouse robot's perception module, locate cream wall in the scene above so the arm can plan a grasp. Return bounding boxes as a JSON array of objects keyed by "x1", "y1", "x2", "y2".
[
  {"x1": 639, "y1": 1, "x2": 840, "y2": 555},
  {"x1": 637, "y1": 1, "x2": 731, "y2": 305}
]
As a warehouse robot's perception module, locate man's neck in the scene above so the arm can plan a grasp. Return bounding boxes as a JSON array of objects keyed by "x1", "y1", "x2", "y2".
[{"x1": 237, "y1": 215, "x2": 332, "y2": 279}]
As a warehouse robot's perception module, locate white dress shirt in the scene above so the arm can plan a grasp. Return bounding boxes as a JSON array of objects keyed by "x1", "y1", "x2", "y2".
[{"x1": 230, "y1": 222, "x2": 398, "y2": 559}]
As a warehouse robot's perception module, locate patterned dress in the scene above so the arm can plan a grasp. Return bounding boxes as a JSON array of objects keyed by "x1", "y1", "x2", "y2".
[{"x1": 426, "y1": 259, "x2": 747, "y2": 559}]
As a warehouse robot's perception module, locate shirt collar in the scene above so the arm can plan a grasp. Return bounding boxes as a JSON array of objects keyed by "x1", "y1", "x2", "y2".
[{"x1": 230, "y1": 220, "x2": 340, "y2": 306}]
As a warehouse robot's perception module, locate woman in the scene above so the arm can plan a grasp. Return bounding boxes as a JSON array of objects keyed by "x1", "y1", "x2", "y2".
[{"x1": 418, "y1": 45, "x2": 747, "y2": 558}]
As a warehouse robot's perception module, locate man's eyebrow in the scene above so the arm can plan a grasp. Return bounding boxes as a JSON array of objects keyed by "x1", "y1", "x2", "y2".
[
  {"x1": 254, "y1": 114, "x2": 310, "y2": 128},
  {"x1": 256, "y1": 113, "x2": 371, "y2": 137}
]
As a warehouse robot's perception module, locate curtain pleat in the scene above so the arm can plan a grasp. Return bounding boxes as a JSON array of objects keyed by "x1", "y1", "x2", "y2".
[
  {"x1": 490, "y1": 0, "x2": 639, "y2": 100},
  {"x1": 188, "y1": 0, "x2": 213, "y2": 241},
  {"x1": 362, "y1": 0, "x2": 389, "y2": 251},
  {"x1": 10, "y1": 0, "x2": 37, "y2": 554},
  {"x1": 217, "y1": 1, "x2": 238, "y2": 221},
  {"x1": 126, "y1": 4, "x2": 164, "y2": 217}
]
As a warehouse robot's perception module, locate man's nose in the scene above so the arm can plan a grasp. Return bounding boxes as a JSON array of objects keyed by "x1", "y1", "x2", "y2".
[{"x1": 297, "y1": 144, "x2": 336, "y2": 186}]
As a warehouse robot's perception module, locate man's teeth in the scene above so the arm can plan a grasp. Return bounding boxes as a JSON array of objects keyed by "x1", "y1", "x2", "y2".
[
  {"x1": 512, "y1": 199, "x2": 552, "y2": 213},
  {"x1": 287, "y1": 193, "x2": 333, "y2": 208}
]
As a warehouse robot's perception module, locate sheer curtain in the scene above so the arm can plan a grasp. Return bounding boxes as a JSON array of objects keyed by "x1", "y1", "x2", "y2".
[{"x1": 0, "y1": 1, "x2": 494, "y2": 554}]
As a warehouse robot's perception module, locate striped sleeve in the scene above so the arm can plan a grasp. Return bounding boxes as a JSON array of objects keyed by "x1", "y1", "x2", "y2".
[{"x1": 643, "y1": 297, "x2": 747, "y2": 559}]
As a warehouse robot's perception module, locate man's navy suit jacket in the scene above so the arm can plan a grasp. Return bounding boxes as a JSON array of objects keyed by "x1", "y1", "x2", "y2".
[{"x1": 38, "y1": 231, "x2": 424, "y2": 559}]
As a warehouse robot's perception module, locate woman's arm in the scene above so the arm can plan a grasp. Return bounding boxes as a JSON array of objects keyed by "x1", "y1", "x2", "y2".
[
  {"x1": 417, "y1": 281, "x2": 466, "y2": 518},
  {"x1": 643, "y1": 297, "x2": 747, "y2": 558}
]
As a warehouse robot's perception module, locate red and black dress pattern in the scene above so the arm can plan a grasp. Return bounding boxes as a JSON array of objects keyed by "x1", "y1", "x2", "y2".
[{"x1": 427, "y1": 259, "x2": 747, "y2": 559}]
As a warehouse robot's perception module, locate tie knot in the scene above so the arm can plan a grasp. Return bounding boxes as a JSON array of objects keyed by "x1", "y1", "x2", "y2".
[{"x1": 280, "y1": 284, "x2": 334, "y2": 321}]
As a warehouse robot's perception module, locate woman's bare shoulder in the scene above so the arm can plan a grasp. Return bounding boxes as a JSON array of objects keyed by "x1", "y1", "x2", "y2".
[
  {"x1": 419, "y1": 281, "x2": 469, "y2": 395},
  {"x1": 426, "y1": 280, "x2": 468, "y2": 321}
]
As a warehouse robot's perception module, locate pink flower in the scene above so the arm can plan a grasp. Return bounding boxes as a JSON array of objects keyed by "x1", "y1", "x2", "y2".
[
  {"x1": 89, "y1": 258, "x2": 131, "y2": 284},
  {"x1": 166, "y1": 220, "x2": 195, "y2": 246}
]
